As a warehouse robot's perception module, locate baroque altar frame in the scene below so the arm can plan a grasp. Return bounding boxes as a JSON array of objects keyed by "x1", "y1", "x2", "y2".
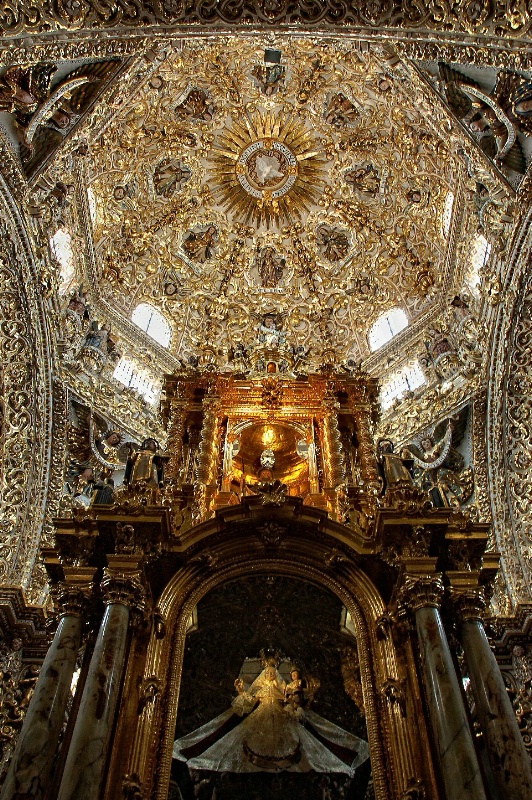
[{"x1": 106, "y1": 501, "x2": 440, "y2": 800}]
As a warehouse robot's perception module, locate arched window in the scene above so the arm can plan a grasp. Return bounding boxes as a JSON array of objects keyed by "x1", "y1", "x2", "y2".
[
  {"x1": 442, "y1": 191, "x2": 454, "y2": 237},
  {"x1": 466, "y1": 234, "x2": 491, "y2": 293},
  {"x1": 131, "y1": 303, "x2": 171, "y2": 347},
  {"x1": 50, "y1": 227, "x2": 76, "y2": 295},
  {"x1": 380, "y1": 361, "x2": 426, "y2": 410},
  {"x1": 368, "y1": 308, "x2": 408, "y2": 352},
  {"x1": 112, "y1": 357, "x2": 159, "y2": 405}
]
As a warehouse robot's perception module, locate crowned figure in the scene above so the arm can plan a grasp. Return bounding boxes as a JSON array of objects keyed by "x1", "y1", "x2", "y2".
[{"x1": 173, "y1": 654, "x2": 369, "y2": 775}]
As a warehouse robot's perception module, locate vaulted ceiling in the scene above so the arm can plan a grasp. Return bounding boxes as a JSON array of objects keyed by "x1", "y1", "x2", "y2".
[{"x1": 33, "y1": 36, "x2": 515, "y2": 372}]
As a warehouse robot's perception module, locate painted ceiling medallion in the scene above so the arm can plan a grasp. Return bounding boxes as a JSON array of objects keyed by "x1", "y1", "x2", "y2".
[{"x1": 209, "y1": 108, "x2": 329, "y2": 228}]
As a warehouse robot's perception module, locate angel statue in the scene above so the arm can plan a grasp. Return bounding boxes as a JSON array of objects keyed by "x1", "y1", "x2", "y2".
[
  {"x1": 65, "y1": 403, "x2": 130, "y2": 509},
  {"x1": 173, "y1": 655, "x2": 369, "y2": 775},
  {"x1": 437, "y1": 63, "x2": 532, "y2": 176},
  {"x1": 403, "y1": 407, "x2": 474, "y2": 508}
]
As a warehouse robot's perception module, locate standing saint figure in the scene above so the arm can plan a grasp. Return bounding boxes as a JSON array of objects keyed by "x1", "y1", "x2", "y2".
[{"x1": 257, "y1": 246, "x2": 285, "y2": 288}]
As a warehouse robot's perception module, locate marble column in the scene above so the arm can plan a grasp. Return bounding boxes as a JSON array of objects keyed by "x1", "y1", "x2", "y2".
[
  {"x1": 57, "y1": 570, "x2": 145, "y2": 800},
  {"x1": 0, "y1": 588, "x2": 86, "y2": 800},
  {"x1": 403, "y1": 575, "x2": 487, "y2": 800},
  {"x1": 458, "y1": 591, "x2": 532, "y2": 799}
]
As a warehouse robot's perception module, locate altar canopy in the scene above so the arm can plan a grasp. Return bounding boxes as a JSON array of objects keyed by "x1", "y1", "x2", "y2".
[{"x1": 173, "y1": 666, "x2": 369, "y2": 774}]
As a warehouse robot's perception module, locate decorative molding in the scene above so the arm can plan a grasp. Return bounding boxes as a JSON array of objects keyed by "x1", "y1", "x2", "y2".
[{"x1": 1, "y1": 0, "x2": 532, "y2": 41}]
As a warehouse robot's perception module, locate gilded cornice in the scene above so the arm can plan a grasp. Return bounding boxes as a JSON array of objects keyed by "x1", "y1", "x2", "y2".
[{"x1": 2, "y1": 0, "x2": 532, "y2": 43}]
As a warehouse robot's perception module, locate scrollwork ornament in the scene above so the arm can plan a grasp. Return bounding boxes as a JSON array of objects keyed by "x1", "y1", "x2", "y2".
[
  {"x1": 122, "y1": 773, "x2": 145, "y2": 800},
  {"x1": 0, "y1": 0, "x2": 530, "y2": 37},
  {"x1": 402, "y1": 777, "x2": 426, "y2": 800}
]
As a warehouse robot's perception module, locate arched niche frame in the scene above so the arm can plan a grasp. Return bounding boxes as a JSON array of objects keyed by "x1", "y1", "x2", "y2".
[{"x1": 120, "y1": 502, "x2": 430, "y2": 800}]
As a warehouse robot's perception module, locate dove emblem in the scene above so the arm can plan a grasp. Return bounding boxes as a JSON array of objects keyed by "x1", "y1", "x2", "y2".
[{"x1": 255, "y1": 154, "x2": 285, "y2": 185}]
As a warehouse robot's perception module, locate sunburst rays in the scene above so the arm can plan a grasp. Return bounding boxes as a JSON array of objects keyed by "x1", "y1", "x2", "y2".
[{"x1": 208, "y1": 107, "x2": 330, "y2": 228}]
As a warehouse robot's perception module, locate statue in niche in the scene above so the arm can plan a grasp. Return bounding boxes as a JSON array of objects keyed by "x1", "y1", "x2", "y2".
[
  {"x1": 124, "y1": 438, "x2": 170, "y2": 488},
  {"x1": 424, "y1": 326, "x2": 460, "y2": 381},
  {"x1": 256, "y1": 246, "x2": 285, "y2": 287},
  {"x1": 0, "y1": 63, "x2": 56, "y2": 123},
  {"x1": 175, "y1": 88, "x2": 216, "y2": 122},
  {"x1": 324, "y1": 93, "x2": 359, "y2": 128},
  {"x1": 66, "y1": 286, "x2": 90, "y2": 321},
  {"x1": 173, "y1": 656, "x2": 369, "y2": 774},
  {"x1": 83, "y1": 320, "x2": 118, "y2": 359},
  {"x1": 29, "y1": 176, "x2": 74, "y2": 229},
  {"x1": 153, "y1": 158, "x2": 192, "y2": 197},
  {"x1": 228, "y1": 342, "x2": 251, "y2": 374},
  {"x1": 450, "y1": 294, "x2": 480, "y2": 342},
  {"x1": 403, "y1": 408, "x2": 474, "y2": 508},
  {"x1": 316, "y1": 224, "x2": 350, "y2": 263},
  {"x1": 344, "y1": 164, "x2": 380, "y2": 198},
  {"x1": 182, "y1": 225, "x2": 218, "y2": 263}
]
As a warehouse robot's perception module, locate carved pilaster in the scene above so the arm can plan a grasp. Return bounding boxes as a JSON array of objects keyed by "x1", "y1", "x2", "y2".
[
  {"x1": 165, "y1": 382, "x2": 190, "y2": 484},
  {"x1": 353, "y1": 407, "x2": 381, "y2": 493}
]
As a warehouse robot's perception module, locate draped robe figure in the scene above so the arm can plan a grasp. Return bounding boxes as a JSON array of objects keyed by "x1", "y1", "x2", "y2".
[{"x1": 173, "y1": 664, "x2": 369, "y2": 775}]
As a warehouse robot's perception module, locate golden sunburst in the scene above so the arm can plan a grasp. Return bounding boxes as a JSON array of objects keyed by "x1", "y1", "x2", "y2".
[{"x1": 207, "y1": 107, "x2": 330, "y2": 228}]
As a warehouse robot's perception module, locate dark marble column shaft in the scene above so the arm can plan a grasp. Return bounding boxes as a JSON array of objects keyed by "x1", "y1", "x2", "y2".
[
  {"x1": 0, "y1": 613, "x2": 83, "y2": 800},
  {"x1": 461, "y1": 617, "x2": 532, "y2": 799},
  {"x1": 56, "y1": 601, "x2": 130, "y2": 800}
]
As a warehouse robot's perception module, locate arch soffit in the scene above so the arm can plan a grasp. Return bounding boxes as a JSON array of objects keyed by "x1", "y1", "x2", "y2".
[
  {"x1": 487, "y1": 203, "x2": 532, "y2": 607},
  {"x1": 0, "y1": 174, "x2": 54, "y2": 597}
]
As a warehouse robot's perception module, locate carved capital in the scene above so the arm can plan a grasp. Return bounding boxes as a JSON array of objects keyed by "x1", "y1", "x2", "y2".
[
  {"x1": 51, "y1": 583, "x2": 92, "y2": 618},
  {"x1": 381, "y1": 677, "x2": 407, "y2": 717},
  {"x1": 451, "y1": 588, "x2": 486, "y2": 621},
  {"x1": 398, "y1": 574, "x2": 444, "y2": 611},
  {"x1": 137, "y1": 675, "x2": 162, "y2": 714},
  {"x1": 101, "y1": 569, "x2": 147, "y2": 613}
]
